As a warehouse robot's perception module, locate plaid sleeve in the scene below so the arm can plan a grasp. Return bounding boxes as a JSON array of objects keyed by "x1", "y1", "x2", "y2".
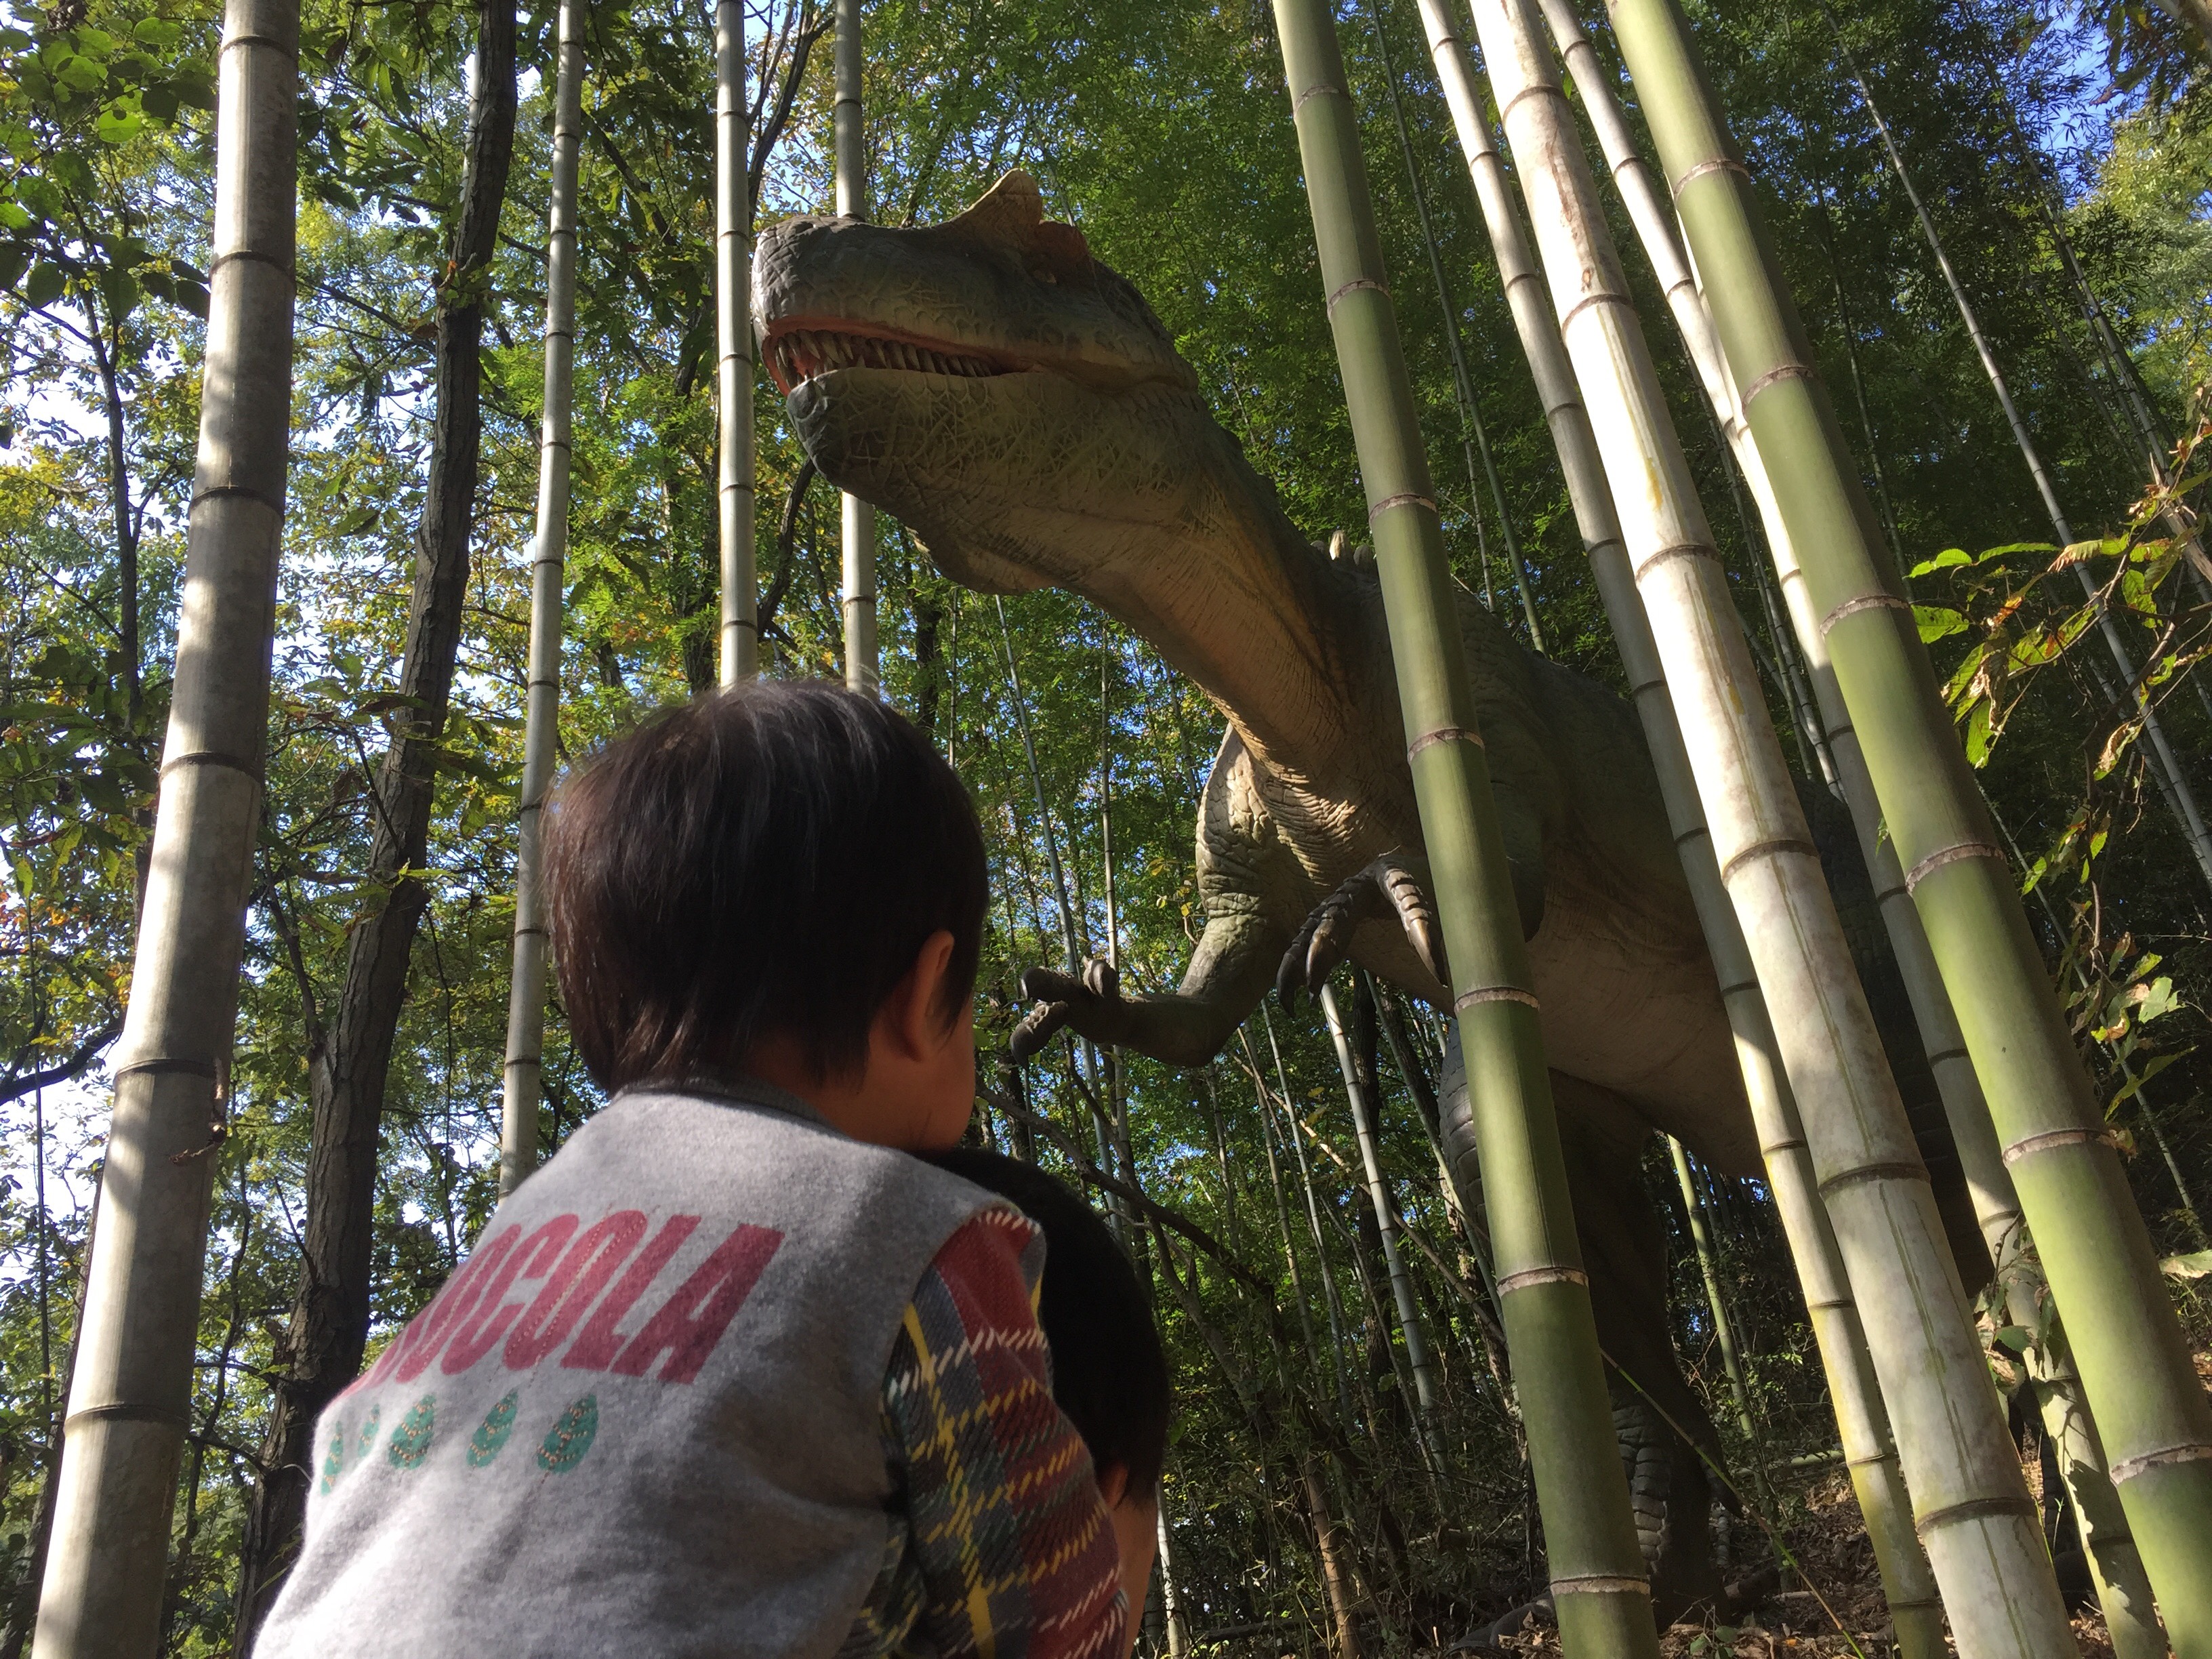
[{"x1": 867, "y1": 1206, "x2": 1128, "y2": 1659}]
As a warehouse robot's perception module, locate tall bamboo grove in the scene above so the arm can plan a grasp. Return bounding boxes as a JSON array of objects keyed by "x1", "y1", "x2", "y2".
[
  {"x1": 715, "y1": 0, "x2": 757, "y2": 684},
  {"x1": 1605, "y1": 0, "x2": 2212, "y2": 1647},
  {"x1": 1528, "y1": 15, "x2": 2160, "y2": 1647},
  {"x1": 1462, "y1": 0, "x2": 2077, "y2": 1649},
  {"x1": 497, "y1": 0, "x2": 584, "y2": 1197},
  {"x1": 1406, "y1": 4, "x2": 1938, "y2": 1647},
  {"x1": 33, "y1": 0, "x2": 298, "y2": 1649},
  {"x1": 1269, "y1": 1, "x2": 1662, "y2": 1650}
]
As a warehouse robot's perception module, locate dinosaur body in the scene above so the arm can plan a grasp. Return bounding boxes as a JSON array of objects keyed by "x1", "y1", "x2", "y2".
[{"x1": 754, "y1": 172, "x2": 1939, "y2": 1619}]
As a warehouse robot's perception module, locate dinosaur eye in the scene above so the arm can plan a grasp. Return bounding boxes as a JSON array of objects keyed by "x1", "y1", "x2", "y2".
[{"x1": 1029, "y1": 264, "x2": 1058, "y2": 285}]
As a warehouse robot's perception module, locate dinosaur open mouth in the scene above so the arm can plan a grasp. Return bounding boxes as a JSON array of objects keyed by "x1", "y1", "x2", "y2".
[{"x1": 764, "y1": 324, "x2": 1023, "y2": 395}]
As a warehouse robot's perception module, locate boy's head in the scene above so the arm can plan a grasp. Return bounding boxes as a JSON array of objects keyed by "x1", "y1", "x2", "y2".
[
  {"x1": 545, "y1": 682, "x2": 987, "y2": 1116},
  {"x1": 926, "y1": 1149, "x2": 1170, "y2": 1654}
]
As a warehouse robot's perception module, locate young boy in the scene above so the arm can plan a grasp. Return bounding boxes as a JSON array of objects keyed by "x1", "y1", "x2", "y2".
[
  {"x1": 926, "y1": 1149, "x2": 1173, "y2": 1654},
  {"x1": 255, "y1": 683, "x2": 1128, "y2": 1658}
]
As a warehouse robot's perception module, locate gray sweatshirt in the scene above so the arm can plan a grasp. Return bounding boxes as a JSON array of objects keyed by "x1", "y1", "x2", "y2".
[{"x1": 253, "y1": 1081, "x2": 1003, "y2": 1658}]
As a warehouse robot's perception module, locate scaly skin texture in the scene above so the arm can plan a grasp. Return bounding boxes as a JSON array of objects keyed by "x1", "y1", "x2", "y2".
[{"x1": 756, "y1": 173, "x2": 1973, "y2": 1617}]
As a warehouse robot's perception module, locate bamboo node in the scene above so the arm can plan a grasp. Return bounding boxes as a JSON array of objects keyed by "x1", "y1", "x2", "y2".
[
  {"x1": 1498, "y1": 1265, "x2": 1589, "y2": 1294},
  {"x1": 1816, "y1": 591, "x2": 1910, "y2": 636},
  {"x1": 1290, "y1": 81, "x2": 1343, "y2": 115},
  {"x1": 1816, "y1": 1160, "x2": 1928, "y2": 1199},
  {"x1": 1632, "y1": 540, "x2": 1722, "y2": 581},
  {"x1": 1326, "y1": 276, "x2": 1388, "y2": 313},
  {"x1": 1368, "y1": 491, "x2": 1437, "y2": 521},
  {"x1": 1559, "y1": 287, "x2": 1635, "y2": 335},
  {"x1": 159, "y1": 748, "x2": 265, "y2": 783},
  {"x1": 1738, "y1": 361, "x2": 1815, "y2": 405},
  {"x1": 112, "y1": 1057, "x2": 221, "y2": 1082},
  {"x1": 65, "y1": 1400, "x2": 192, "y2": 1431},
  {"x1": 1717, "y1": 836, "x2": 1818, "y2": 884},
  {"x1": 1549, "y1": 1575, "x2": 1650, "y2": 1597},
  {"x1": 1999, "y1": 1126, "x2": 2119, "y2": 1167},
  {"x1": 1453, "y1": 986, "x2": 1540, "y2": 1013},
  {"x1": 2110, "y1": 1441, "x2": 2212, "y2": 1483},
  {"x1": 1912, "y1": 1494, "x2": 2036, "y2": 1537},
  {"x1": 1902, "y1": 840, "x2": 2006, "y2": 893},
  {"x1": 208, "y1": 247, "x2": 299, "y2": 284},
  {"x1": 1668, "y1": 154, "x2": 1750, "y2": 198},
  {"x1": 1408, "y1": 725, "x2": 1483, "y2": 760}
]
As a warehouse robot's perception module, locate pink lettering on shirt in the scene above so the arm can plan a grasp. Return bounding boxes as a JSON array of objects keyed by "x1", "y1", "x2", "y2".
[
  {"x1": 610, "y1": 1223, "x2": 784, "y2": 1384},
  {"x1": 503, "y1": 1211, "x2": 649, "y2": 1370},
  {"x1": 441, "y1": 1214, "x2": 579, "y2": 1375},
  {"x1": 561, "y1": 1215, "x2": 703, "y2": 1372},
  {"x1": 392, "y1": 1226, "x2": 519, "y2": 1382}
]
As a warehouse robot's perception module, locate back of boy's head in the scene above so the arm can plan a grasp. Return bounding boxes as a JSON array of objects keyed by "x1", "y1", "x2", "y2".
[
  {"x1": 926, "y1": 1149, "x2": 1171, "y2": 1501},
  {"x1": 544, "y1": 680, "x2": 987, "y2": 1090}
]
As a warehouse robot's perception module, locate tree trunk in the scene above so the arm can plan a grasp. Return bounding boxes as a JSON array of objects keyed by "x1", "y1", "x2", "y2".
[
  {"x1": 834, "y1": 0, "x2": 876, "y2": 695},
  {"x1": 232, "y1": 1, "x2": 516, "y2": 1635},
  {"x1": 715, "y1": 0, "x2": 757, "y2": 684},
  {"x1": 1300, "y1": 1455, "x2": 1366, "y2": 1659}
]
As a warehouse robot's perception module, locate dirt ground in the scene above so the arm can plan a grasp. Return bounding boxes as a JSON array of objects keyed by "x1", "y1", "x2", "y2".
[{"x1": 1469, "y1": 1473, "x2": 2121, "y2": 1659}]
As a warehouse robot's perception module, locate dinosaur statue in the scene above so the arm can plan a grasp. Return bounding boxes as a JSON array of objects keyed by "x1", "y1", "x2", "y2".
[{"x1": 754, "y1": 171, "x2": 1977, "y2": 1624}]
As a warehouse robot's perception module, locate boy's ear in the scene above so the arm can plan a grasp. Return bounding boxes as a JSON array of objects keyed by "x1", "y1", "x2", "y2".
[
  {"x1": 1097, "y1": 1461, "x2": 1130, "y2": 1509},
  {"x1": 887, "y1": 929, "x2": 961, "y2": 1057}
]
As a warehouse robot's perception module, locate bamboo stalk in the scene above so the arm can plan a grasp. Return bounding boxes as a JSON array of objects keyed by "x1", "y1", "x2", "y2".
[
  {"x1": 1269, "y1": 1, "x2": 1660, "y2": 1647},
  {"x1": 834, "y1": 0, "x2": 877, "y2": 696},
  {"x1": 1255, "y1": 1018, "x2": 1361, "y2": 1427},
  {"x1": 1829, "y1": 26, "x2": 2212, "y2": 895},
  {"x1": 1322, "y1": 981, "x2": 1446, "y2": 1467},
  {"x1": 1665, "y1": 1140, "x2": 1758, "y2": 1466},
  {"x1": 1363, "y1": 0, "x2": 1547, "y2": 649},
  {"x1": 33, "y1": 0, "x2": 298, "y2": 1647},
  {"x1": 1605, "y1": 1, "x2": 2212, "y2": 1650},
  {"x1": 1532, "y1": 24, "x2": 2165, "y2": 1647},
  {"x1": 1464, "y1": 1, "x2": 2074, "y2": 1651},
  {"x1": 498, "y1": 0, "x2": 584, "y2": 1197},
  {"x1": 715, "y1": 0, "x2": 756, "y2": 684},
  {"x1": 1407, "y1": 5, "x2": 1940, "y2": 1649}
]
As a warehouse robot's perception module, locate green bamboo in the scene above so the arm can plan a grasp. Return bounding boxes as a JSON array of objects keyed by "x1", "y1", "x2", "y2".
[
  {"x1": 1363, "y1": 0, "x2": 1547, "y2": 649},
  {"x1": 1466, "y1": 0, "x2": 2073, "y2": 1650},
  {"x1": 1270, "y1": 1, "x2": 1659, "y2": 1648},
  {"x1": 1322, "y1": 980, "x2": 1446, "y2": 1469},
  {"x1": 1605, "y1": 1, "x2": 2212, "y2": 1650},
  {"x1": 1535, "y1": 16, "x2": 2165, "y2": 1647},
  {"x1": 1407, "y1": 7, "x2": 1941, "y2": 1647},
  {"x1": 498, "y1": 0, "x2": 584, "y2": 1197},
  {"x1": 1666, "y1": 1140, "x2": 1759, "y2": 1471}
]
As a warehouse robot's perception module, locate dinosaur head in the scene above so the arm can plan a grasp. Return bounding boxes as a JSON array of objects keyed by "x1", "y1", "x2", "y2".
[{"x1": 754, "y1": 171, "x2": 1225, "y2": 596}]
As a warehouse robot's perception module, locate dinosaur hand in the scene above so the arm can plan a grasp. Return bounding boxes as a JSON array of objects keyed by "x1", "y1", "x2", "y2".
[
  {"x1": 1010, "y1": 958, "x2": 1123, "y2": 1060},
  {"x1": 1277, "y1": 852, "x2": 1446, "y2": 1008}
]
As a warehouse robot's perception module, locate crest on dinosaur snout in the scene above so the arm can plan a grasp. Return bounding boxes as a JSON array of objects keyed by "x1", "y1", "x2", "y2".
[{"x1": 753, "y1": 169, "x2": 1195, "y2": 397}]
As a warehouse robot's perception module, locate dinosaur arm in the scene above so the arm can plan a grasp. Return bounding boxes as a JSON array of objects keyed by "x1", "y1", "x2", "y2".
[{"x1": 1010, "y1": 904, "x2": 1286, "y2": 1069}]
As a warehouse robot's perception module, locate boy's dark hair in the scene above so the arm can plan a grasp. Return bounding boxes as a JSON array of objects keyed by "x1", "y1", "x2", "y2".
[
  {"x1": 926, "y1": 1149, "x2": 1171, "y2": 1500},
  {"x1": 544, "y1": 681, "x2": 987, "y2": 1089}
]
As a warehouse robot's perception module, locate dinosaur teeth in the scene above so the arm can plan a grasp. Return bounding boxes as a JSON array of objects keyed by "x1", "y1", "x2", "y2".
[{"x1": 769, "y1": 327, "x2": 1015, "y2": 384}]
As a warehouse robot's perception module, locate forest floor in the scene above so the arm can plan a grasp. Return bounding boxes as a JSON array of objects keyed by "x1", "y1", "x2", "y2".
[{"x1": 1463, "y1": 1471, "x2": 2121, "y2": 1659}]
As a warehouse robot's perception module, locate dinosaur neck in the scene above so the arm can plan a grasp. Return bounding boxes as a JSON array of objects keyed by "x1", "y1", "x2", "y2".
[{"x1": 1069, "y1": 433, "x2": 1385, "y2": 784}]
